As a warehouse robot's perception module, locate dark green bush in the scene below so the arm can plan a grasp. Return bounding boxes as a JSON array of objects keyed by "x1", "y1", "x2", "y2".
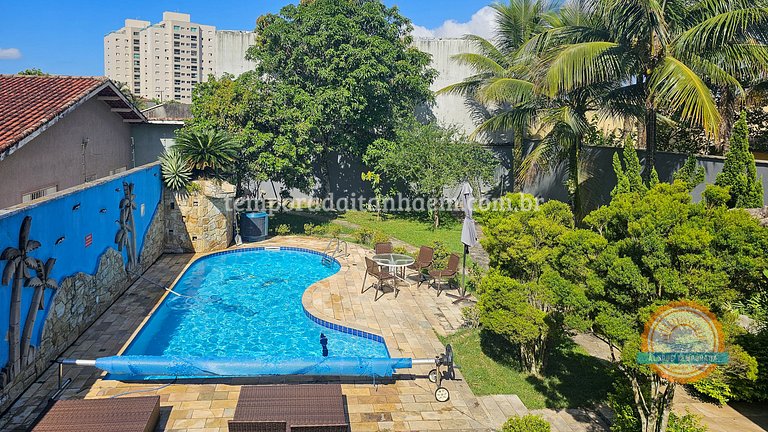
[{"x1": 668, "y1": 411, "x2": 708, "y2": 432}]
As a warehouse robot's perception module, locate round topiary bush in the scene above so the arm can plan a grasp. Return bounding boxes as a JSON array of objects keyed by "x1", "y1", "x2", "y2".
[{"x1": 501, "y1": 414, "x2": 551, "y2": 432}]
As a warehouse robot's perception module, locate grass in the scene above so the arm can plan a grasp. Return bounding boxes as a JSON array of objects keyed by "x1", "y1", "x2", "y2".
[
  {"x1": 338, "y1": 210, "x2": 465, "y2": 253},
  {"x1": 439, "y1": 328, "x2": 615, "y2": 410},
  {"x1": 267, "y1": 209, "x2": 466, "y2": 253}
]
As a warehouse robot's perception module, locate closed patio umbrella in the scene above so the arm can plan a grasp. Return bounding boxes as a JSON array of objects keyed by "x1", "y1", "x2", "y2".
[{"x1": 448, "y1": 182, "x2": 477, "y2": 303}]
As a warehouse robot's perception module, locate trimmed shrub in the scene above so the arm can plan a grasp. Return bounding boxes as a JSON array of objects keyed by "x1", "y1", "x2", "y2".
[
  {"x1": 353, "y1": 227, "x2": 375, "y2": 245},
  {"x1": 372, "y1": 231, "x2": 389, "y2": 246},
  {"x1": 501, "y1": 414, "x2": 550, "y2": 432},
  {"x1": 668, "y1": 411, "x2": 708, "y2": 432},
  {"x1": 703, "y1": 184, "x2": 731, "y2": 208},
  {"x1": 276, "y1": 224, "x2": 291, "y2": 236},
  {"x1": 715, "y1": 110, "x2": 764, "y2": 208}
]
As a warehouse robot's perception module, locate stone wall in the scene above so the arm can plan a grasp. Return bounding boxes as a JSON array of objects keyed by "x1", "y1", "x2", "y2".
[
  {"x1": 164, "y1": 180, "x2": 235, "y2": 253},
  {"x1": 0, "y1": 202, "x2": 165, "y2": 411}
]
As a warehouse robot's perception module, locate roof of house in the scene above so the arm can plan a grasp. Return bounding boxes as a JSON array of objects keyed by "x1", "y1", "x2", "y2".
[{"x1": 0, "y1": 75, "x2": 146, "y2": 160}]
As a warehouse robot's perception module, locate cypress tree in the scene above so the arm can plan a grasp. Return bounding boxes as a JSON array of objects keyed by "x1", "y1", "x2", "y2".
[{"x1": 716, "y1": 111, "x2": 764, "y2": 208}]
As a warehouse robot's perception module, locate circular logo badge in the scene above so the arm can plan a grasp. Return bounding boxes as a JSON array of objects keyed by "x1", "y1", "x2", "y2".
[{"x1": 639, "y1": 301, "x2": 728, "y2": 384}]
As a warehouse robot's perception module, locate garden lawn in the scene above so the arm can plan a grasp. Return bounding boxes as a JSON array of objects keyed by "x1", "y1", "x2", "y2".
[
  {"x1": 338, "y1": 211, "x2": 465, "y2": 253},
  {"x1": 440, "y1": 328, "x2": 614, "y2": 410}
]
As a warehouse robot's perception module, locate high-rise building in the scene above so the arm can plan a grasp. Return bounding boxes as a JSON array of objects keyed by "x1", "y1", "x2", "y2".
[{"x1": 105, "y1": 12, "x2": 254, "y2": 102}]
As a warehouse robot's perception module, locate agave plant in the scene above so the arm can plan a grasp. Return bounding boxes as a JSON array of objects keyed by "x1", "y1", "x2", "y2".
[
  {"x1": 20, "y1": 258, "x2": 57, "y2": 366},
  {"x1": 173, "y1": 129, "x2": 239, "y2": 178},
  {"x1": 159, "y1": 148, "x2": 192, "y2": 191}
]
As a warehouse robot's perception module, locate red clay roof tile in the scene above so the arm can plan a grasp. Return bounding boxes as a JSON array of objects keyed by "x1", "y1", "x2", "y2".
[{"x1": 0, "y1": 75, "x2": 109, "y2": 154}]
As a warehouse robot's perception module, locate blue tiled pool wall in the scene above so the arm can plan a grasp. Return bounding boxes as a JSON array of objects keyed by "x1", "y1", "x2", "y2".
[
  {"x1": 188, "y1": 246, "x2": 390, "y2": 355},
  {"x1": 0, "y1": 164, "x2": 162, "y2": 368}
]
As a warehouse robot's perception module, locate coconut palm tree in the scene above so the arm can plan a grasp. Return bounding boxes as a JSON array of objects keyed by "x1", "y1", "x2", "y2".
[
  {"x1": 440, "y1": 0, "x2": 602, "y2": 216},
  {"x1": 527, "y1": 0, "x2": 768, "y2": 180},
  {"x1": 20, "y1": 258, "x2": 57, "y2": 365},
  {"x1": 0, "y1": 216, "x2": 40, "y2": 383},
  {"x1": 173, "y1": 129, "x2": 239, "y2": 179},
  {"x1": 438, "y1": 0, "x2": 556, "y2": 189},
  {"x1": 116, "y1": 182, "x2": 138, "y2": 272}
]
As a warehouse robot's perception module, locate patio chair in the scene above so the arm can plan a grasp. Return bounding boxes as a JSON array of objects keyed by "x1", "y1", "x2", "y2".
[
  {"x1": 31, "y1": 395, "x2": 160, "y2": 432},
  {"x1": 374, "y1": 242, "x2": 393, "y2": 254},
  {"x1": 407, "y1": 246, "x2": 434, "y2": 286},
  {"x1": 428, "y1": 253, "x2": 460, "y2": 296},
  {"x1": 362, "y1": 257, "x2": 396, "y2": 300}
]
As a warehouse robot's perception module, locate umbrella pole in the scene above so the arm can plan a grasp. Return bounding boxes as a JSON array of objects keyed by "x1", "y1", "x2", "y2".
[{"x1": 447, "y1": 244, "x2": 475, "y2": 304}]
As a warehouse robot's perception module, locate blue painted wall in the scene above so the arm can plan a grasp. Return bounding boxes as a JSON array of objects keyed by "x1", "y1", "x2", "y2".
[{"x1": 0, "y1": 164, "x2": 162, "y2": 367}]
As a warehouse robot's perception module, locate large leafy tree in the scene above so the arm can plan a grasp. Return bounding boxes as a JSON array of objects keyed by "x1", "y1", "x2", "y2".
[
  {"x1": 582, "y1": 182, "x2": 768, "y2": 431},
  {"x1": 364, "y1": 119, "x2": 496, "y2": 228},
  {"x1": 247, "y1": 0, "x2": 436, "y2": 197},
  {"x1": 476, "y1": 197, "x2": 585, "y2": 373},
  {"x1": 184, "y1": 73, "x2": 317, "y2": 196}
]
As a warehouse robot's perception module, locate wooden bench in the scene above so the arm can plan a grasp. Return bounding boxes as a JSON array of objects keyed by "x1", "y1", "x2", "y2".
[
  {"x1": 229, "y1": 384, "x2": 348, "y2": 432},
  {"x1": 32, "y1": 395, "x2": 160, "y2": 432}
]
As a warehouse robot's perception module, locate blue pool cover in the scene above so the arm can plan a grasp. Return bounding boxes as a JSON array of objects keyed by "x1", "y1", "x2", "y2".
[{"x1": 97, "y1": 356, "x2": 413, "y2": 378}]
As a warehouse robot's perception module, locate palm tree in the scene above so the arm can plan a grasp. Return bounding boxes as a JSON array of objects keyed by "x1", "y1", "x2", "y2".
[
  {"x1": 173, "y1": 129, "x2": 239, "y2": 179},
  {"x1": 20, "y1": 258, "x2": 57, "y2": 365},
  {"x1": 0, "y1": 216, "x2": 40, "y2": 383},
  {"x1": 440, "y1": 0, "x2": 600, "y2": 216},
  {"x1": 438, "y1": 0, "x2": 556, "y2": 189},
  {"x1": 529, "y1": 0, "x2": 768, "y2": 180},
  {"x1": 116, "y1": 182, "x2": 138, "y2": 272}
]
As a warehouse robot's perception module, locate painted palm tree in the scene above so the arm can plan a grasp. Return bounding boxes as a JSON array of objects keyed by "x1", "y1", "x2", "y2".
[
  {"x1": 20, "y1": 258, "x2": 57, "y2": 366},
  {"x1": 0, "y1": 216, "x2": 40, "y2": 383},
  {"x1": 115, "y1": 182, "x2": 138, "y2": 272},
  {"x1": 173, "y1": 129, "x2": 239, "y2": 179},
  {"x1": 528, "y1": 0, "x2": 768, "y2": 180}
]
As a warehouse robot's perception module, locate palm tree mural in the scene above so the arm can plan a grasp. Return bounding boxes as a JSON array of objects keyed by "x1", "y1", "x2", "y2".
[
  {"x1": 0, "y1": 216, "x2": 40, "y2": 383},
  {"x1": 116, "y1": 182, "x2": 138, "y2": 272},
  {"x1": 21, "y1": 258, "x2": 57, "y2": 366}
]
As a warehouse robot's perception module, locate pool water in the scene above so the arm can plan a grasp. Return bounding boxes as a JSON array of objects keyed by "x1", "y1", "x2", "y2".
[{"x1": 122, "y1": 249, "x2": 389, "y2": 363}]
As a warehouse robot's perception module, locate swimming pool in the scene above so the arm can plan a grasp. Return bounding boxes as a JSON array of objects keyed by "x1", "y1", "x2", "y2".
[{"x1": 119, "y1": 248, "x2": 390, "y2": 373}]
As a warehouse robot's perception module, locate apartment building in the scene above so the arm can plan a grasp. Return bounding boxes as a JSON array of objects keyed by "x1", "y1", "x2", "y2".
[{"x1": 105, "y1": 12, "x2": 221, "y2": 102}]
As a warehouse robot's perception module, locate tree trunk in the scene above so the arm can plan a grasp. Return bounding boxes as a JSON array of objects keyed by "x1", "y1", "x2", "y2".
[
  {"x1": 718, "y1": 87, "x2": 736, "y2": 153},
  {"x1": 644, "y1": 109, "x2": 657, "y2": 184},
  {"x1": 20, "y1": 285, "x2": 44, "y2": 365},
  {"x1": 432, "y1": 201, "x2": 440, "y2": 229},
  {"x1": 569, "y1": 135, "x2": 582, "y2": 219},
  {"x1": 319, "y1": 144, "x2": 332, "y2": 199},
  {"x1": 7, "y1": 275, "x2": 22, "y2": 379}
]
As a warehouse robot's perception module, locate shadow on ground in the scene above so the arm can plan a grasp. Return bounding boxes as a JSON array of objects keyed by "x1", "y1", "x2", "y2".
[{"x1": 479, "y1": 330, "x2": 615, "y2": 409}]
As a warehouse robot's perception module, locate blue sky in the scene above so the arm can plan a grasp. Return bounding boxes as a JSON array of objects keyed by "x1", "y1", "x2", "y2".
[{"x1": 0, "y1": 0, "x2": 493, "y2": 75}]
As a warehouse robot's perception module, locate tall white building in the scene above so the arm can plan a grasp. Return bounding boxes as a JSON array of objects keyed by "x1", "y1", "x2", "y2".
[{"x1": 105, "y1": 12, "x2": 255, "y2": 102}]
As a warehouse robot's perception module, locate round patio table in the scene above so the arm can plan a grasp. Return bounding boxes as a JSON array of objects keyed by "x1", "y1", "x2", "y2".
[{"x1": 372, "y1": 253, "x2": 415, "y2": 289}]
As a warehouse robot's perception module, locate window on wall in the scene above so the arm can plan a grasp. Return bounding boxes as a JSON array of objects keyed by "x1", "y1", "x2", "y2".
[{"x1": 22, "y1": 186, "x2": 57, "y2": 203}]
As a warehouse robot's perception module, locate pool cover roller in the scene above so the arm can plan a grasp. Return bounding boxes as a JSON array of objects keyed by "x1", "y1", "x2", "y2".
[{"x1": 68, "y1": 356, "x2": 421, "y2": 378}]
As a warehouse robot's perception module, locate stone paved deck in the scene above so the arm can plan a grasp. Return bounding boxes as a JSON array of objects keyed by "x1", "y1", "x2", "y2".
[{"x1": 0, "y1": 237, "x2": 608, "y2": 432}]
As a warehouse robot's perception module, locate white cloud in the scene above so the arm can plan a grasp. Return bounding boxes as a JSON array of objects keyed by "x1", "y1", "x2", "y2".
[
  {"x1": 0, "y1": 48, "x2": 21, "y2": 60},
  {"x1": 412, "y1": 7, "x2": 497, "y2": 39}
]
